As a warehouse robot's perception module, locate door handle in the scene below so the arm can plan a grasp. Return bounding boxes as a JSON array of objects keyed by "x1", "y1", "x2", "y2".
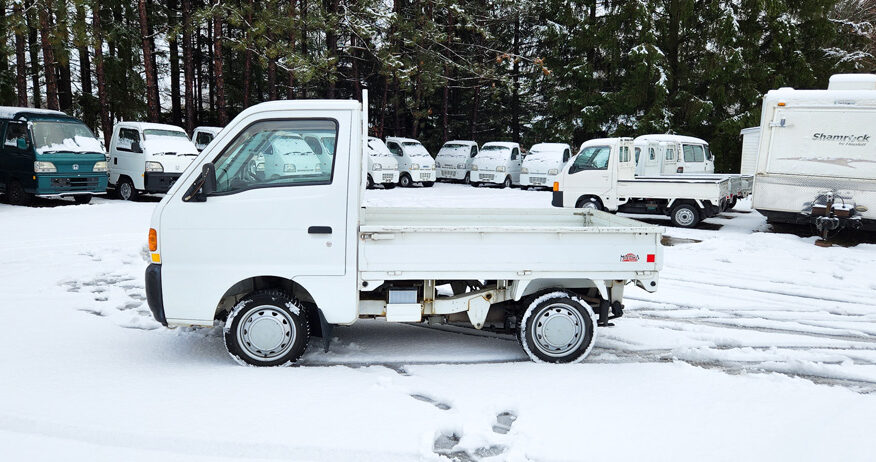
[
  {"x1": 308, "y1": 226, "x2": 332, "y2": 234},
  {"x1": 113, "y1": 157, "x2": 117, "y2": 165}
]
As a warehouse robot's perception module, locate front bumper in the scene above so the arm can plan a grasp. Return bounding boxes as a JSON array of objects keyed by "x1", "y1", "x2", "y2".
[
  {"x1": 145, "y1": 264, "x2": 167, "y2": 326},
  {"x1": 437, "y1": 168, "x2": 468, "y2": 180},
  {"x1": 144, "y1": 172, "x2": 182, "y2": 194},
  {"x1": 470, "y1": 171, "x2": 505, "y2": 184},
  {"x1": 374, "y1": 170, "x2": 400, "y2": 184},
  {"x1": 410, "y1": 170, "x2": 436, "y2": 183},
  {"x1": 552, "y1": 190, "x2": 564, "y2": 207},
  {"x1": 35, "y1": 173, "x2": 108, "y2": 195},
  {"x1": 520, "y1": 173, "x2": 555, "y2": 188}
]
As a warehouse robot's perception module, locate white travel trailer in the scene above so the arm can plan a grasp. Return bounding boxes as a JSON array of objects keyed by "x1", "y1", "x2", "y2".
[
  {"x1": 144, "y1": 96, "x2": 664, "y2": 366},
  {"x1": 192, "y1": 126, "x2": 222, "y2": 152},
  {"x1": 384, "y1": 136, "x2": 436, "y2": 187},
  {"x1": 739, "y1": 127, "x2": 761, "y2": 175},
  {"x1": 633, "y1": 134, "x2": 714, "y2": 176},
  {"x1": 108, "y1": 122, "x2": 199, "y2": 200},
  {"x1": 520, "y1": 142, "x2": 572, "y2": 189},
  {"x1": 470, "y1": 141, "x2": 523, "y2": 188},
  {"x1": 752, "y1": 74, "x2": 876, "y2": 236},
  {"x1": 435, "y1": 140, "x2": 478, "y2": 182},
  {"x1": 365, "y1": 137, "x2": 399, "y2": 188}
]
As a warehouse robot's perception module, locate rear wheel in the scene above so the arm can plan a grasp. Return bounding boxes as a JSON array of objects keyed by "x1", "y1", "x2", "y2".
[
  {"x1": 224, "y1": 290, "x2": 310, "y2": 367},
  {"x1": 728, "y1": 196, "x2": 738, "y2": 210},
  {"x1": 670, "y1": 203, "x2": 700, "y2": 228},
  {"x1": 73, "y1": 195, "x2": 92, "y2": 204},
  {"x1": 517, "y1": 292, "x2": 597, "y2": 363},
  {"x1": 399, "y1": 173, "x2": 413, "y2": 188},
  {"x1": 117, "y1": 177, "x2": 139, "y2": 201},
  {"x1": 7, "y1": 180, "x2": 33, "y2": 206}
]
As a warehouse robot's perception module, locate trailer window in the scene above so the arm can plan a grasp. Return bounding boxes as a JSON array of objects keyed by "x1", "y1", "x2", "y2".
[
  {"x1": 704, "y1": 145, "x2": 712, "y2": 160},
  {"x1": 211, "y1": 119, "x2": 338, "y2": 194},
  {"x1": 649, "y1": 147, "x2": 656, "y2": 161},
  {"x1": 683, "y1": 144, "x2": 705, "y2": 162},
  {"x1": 665, "y1": 148, "x2": 675, "y2": 161},
  {"x1": 570, "y1": 146, "x2": 610, "y2": 173}
]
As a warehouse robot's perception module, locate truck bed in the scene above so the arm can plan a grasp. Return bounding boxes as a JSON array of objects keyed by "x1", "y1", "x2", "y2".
[
  {"x1": 358, "y1": 207, "x2": 663, "y2": 280},
  {"x1": 644, "y1": 174, "x2": 752, "y2": 197},
  {"x1": 618, "y1": 176, "x2": 731, "y2": 202}
]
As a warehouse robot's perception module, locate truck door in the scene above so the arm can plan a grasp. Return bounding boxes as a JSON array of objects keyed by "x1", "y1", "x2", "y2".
[
  {"x1": 510, "y1": 147, "x2": 521, "y2": 182},
  {"x1": 662, "y1": 142, "x2": 678, "y2": 174},
  {"x1": 112, "y1": 127, "x2": 141, "y2": 186},
  {"x1": 2, "y1": 121, "x2": 33, "y2": 187},
  {"x1": 681, "y1": 144, "x2": 707, "y2": 173}
]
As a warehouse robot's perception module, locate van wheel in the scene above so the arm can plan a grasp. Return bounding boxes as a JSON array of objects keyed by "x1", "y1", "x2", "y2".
[
  {"x1": 517, "y1": 291, "x2": 597, "y2": 363},
  {"x1": 500, "y1": 176, "x2": 512, "y2": 188},
  {"x1": 399, "y1": 174, "x2": 412, "y2": 188},
  {"x1": 575, "y1": 197, "x2": 602, "y2": 211},
  {"x1": 670, "y1": 203, "x2": 700, "y2": 228},
  {"x1": 366, "y1": 175, "x2": 374, "y2": 189},
  {"x1": 423, "y1": 181, "x2": 434, "y2": 187},
  {"x1": 470, "y1": 181, "x2": 480, "y2": 187},
  {"x1": 7, "y1": 180, "x2": 33, "y2": 206},
  {"x1": 383, "y1": 183, "x2": 396, "y2": 190},
  {"x1": 463, "y1": 173, "x2": 470, "y2": 184},
  {"x1": 117, "y1": 177, "x2": 139, "y2": 201},
  {"x1": 224, "y1": 290, "x2": 310, "y2": 367},
  {"x1": 73, "y1": 195, "x2": 92, "y2": 204}
]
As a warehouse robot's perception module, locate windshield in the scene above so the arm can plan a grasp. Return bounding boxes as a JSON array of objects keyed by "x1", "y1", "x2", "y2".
[
  {"x1": 478, "y1": 145, "x2": 510, "y2": 160},
  {"x1": 367, "y1": 139, "x2": 393, "y2": 157},
  {"x1": 31, "y1": 120, "x2": 103, "y2": 154},
  {"x1": 438, "y1": 144, "x2": 470, "y2": 157},
  {"x1": 271, "y1": 137, "x2": 315, "y2": 155},
  {"x1": 401, "y1": 141, "x2": 430, "y2": 158},
  {"x1": 526, "y1": 148, "x2": 563, "y2": 161},
  {"x1": 144, "y1": 129, "x2": 188, "y2": 139},
  {"x1": 571, "y1": 146, "x2": 611, "y2": 171}
]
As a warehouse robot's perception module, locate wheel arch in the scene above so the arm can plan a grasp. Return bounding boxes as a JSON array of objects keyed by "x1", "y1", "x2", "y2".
[
  {"x1": 513, "y1": 278, "x2": 608, "y2": 302},
  {"x1": 214, "y1": 275, "x2": 325, "y2": 336},
  {"x1": 575, "y1": 195, "x2": 604, "y2": 209}
]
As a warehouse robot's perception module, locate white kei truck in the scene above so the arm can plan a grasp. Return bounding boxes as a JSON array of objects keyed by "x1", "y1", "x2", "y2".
[
  {"x1": 145, "y1": 95, "x2": 665, "y2": 366},
  {"x1": 470, "y1": 141, "x2": 524, "y2": 188},
  {"x1": 435, "y1": 140, "x2": 479, "y2": 182},
  {"x1": 751, "y1": 73, "x2": 876, "y2": 236},
  {"x1": 384, "y1": 136, "x2": 436, "y2": 187},
  {"x1": 365, "y1": 136, "x2": 399, "y2": 188},
  {"x1": 520, "y1": 142, "x2": 572, "y2": 189},
  {"x1": 108, "y1": 122, "x2": 200, "y2": 201},
  {"x1": 552, "y1": 137, "x2": 731, "y2": 228},
  {"x1": 192, "y1": 126, "x2": 222, "y2": 152}
]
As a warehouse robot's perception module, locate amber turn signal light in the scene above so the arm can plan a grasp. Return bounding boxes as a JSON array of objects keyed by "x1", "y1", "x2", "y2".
[
  {"x1": 148, "y1": 228, "x2": 158, "y2": 252},
  {"x1": 553, "y1": 182, "x2": 559, "y2": 192}
]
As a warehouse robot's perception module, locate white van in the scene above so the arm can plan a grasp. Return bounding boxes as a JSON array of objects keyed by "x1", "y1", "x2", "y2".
[
  {"x1": 435, "y1": 140, "x2": 478, "y2": 182},
  {"x1": 365, "y1": 137, "x2": 399, "y2": 188},
  {"x1": 108, "y1": 122, "x2": 199, "y2": 200},
  {"x1": 384, "y1": 136, "x2": 435, "y2": 187},
  {"x1": 192, "y1": 126, "x2": 222, "y2": 152},
  {"x1": 633, "y1": 134, "x2": 714, "y2": 176},
  {"x1": 469, "y1": 141, "x2": 523, "y2": 188},
  {"x1": 520, "y1": 143, "x2": 572, "y2": 189},
  {"x1": 751, "y1": 74, "x2": 876, "y2": 236}
]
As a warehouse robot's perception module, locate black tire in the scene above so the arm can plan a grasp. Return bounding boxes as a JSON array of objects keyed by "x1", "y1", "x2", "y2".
[
  {"x1": 366, "y1": 175, "x2": 374, "y2": 189},
  {"x1": 670, "y1": 202, "x2": 701, "y2": 228},
  {"x1": 7, "y1": 180, "x2": 33, "y2": 206},
  {"x1": 399, "y1": 173, "x2": 413, "y2": 188},
  {"x1": 500, "y1": 176, "x2": 511, "y2": 189},
  {"x1": 224, "y1": 290, "x2": 310, "y2": 367},
  {"x1": 517, "y1": 291, "x2": 597, "y2": 363},
  {"x1": 728, "y1": 197, "x2": 738, "y2": 210},
  {"x1": 117, "y1": 177, "x2": 139, "y2": 201},
  {"x1": 383, "y1": 183, "x2": 396, "y2": 190},
  {"x1": 470, "y1": 181, "x2": 480, "y2": 188},
  {"x1": 575, "y1": 196, "x2": 602, "y2": 211},
  {"x1": 423, "y1": 181, "x2": 435, "y2": 187},
  {"x1": 463, "y1": 172, "x2": 470, "y2": 184},
  {"x1": 73, "y1": 195, "x2": 92, "y2": 204}
]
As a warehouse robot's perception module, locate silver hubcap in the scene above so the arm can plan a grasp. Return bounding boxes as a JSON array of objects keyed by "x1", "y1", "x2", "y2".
[
  {"x1": 581, "y1": 201, "x2": 598, "y2": 210},
  {"x1": 532, "y1": 303, "x2": 586, "y2": 357},
  {"x1": 237, "y1": 305, "x2": 296, "y2": 361},
  {"x1": 120, "y1": 183, "x2": 132, "y2": 200},
  {"x1": 675, "y1": 208, "x2": 695, "y2": 226}
]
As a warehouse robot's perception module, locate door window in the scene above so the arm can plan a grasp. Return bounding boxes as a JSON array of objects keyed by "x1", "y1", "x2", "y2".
[
  {"x1": 665, "y1": 148, "x2": 675, "y2": 161},
  {"x1": 387, "y1": 142, "x2": 403, "y2": 157},
  {"x1": 511, "y1": 148, "x2": 519, "y2": 160},
  {"x1": 563, "y1": 149, "x2": 570, "y2": 163},
  {"x1": 704, "y1": 146, "x2": 712, "y2": 160},
  {"x1": 649, "y1": 147, "x2": 656, "y2": 161},
  {"x1": 196, "y1": 131, "x2": 214, "y2": 146},
  {"x1": 683, "y1": 144, "x2": 705, "y2": 162},
  {"x1": 634, "y1": 147, "x2": 640, "y2": 163},
  {"x1": 3, "y1": 122, "x2": 29, "y2": 149},
  {"x1": 570, "y1": 146, "x2": 611, "y2": 173},
  {"x1": 211, "y1": 119, "x2": 338, "y2": 194},
  {"x1": 470, "y1": 146, "x2": 478, "y2": 158},
  {"x1": 116, "y1": 128, "x2": 140, "y2": 152}
]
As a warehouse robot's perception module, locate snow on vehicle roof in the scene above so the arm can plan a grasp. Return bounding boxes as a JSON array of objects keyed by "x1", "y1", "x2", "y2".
[
  {"x1": 529, "y1": 143, "x2": 569, "y2": 152},
  {"x1": 578, "y1": 138, "x2": 628, "y2": 150},
  {"x1": 385, "y1": 136, "x2": 422, "y2": 144},
  {"x1": 634, "y1": 134, "x2": 708, "y2": 145},
  {"x1": 117, "y1": 121, "x2": 188, "y2": 133},
  {"x1": 442, "y1": 140, "x2": 477, "y2": 147},
  {"x1": 482, "y1": 141, "x2": 518, "y2": 149},
  {"x1": 764, "y1": 87, "x2": 876, "y2": 107},
  {"x1": 0, "y1": 106, "x2": 69, "y2": 119},
  {"x1": 194, "y1": 126, "x2": 222, "y2": 134},
  {"x1": 740, "y1": 127, "x2": 760, "y2": 135}
]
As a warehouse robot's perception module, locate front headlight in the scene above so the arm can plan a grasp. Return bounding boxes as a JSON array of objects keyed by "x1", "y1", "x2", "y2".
[
  {"x1": 548, "y1": 168, "x2": 559, "y2": 175},
  {"x1": 430, "y1": 164, "x2": 435, "y2": 170},
  {"x1": 93, "y1": 161, "x2": 108, "y2": 172},
  {"x1": 373, "y1": 163, "x2": 382, "y2": 171},
  {"x1": 457, "y1": 163, "x2": 465, "y2": 169},
  {"x1": 411, "y1": 164, "x2": 420, "y2": 170},
  {"x1": 34, "y1": 161, "x2": 57, "y2": 173},
  {"x1": 284, "y1": 163, "x2": 297, "y2": 173},
  {"x1": 521, "y1": 167, "x2": 529, "y2": 174},
  {"x1": 471, "y1": 164, "x2": 478, "y2": 171},
  {"x1": 496, "y1": 166, "x2": 506, "y2": 172},
  {"x1": 145, "y1": 161, "x2": 164, "y2": 172}
]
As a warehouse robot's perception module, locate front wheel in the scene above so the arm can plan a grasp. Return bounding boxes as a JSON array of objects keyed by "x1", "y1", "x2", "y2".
[
  {"x1": 117, "y1": 177, "x2": 139, "y2": 201},
  {"x1": 224, "y1": 290, "x2": 310, "y2": 367},
  {"x1": 575, "y1": 197, "x2": 602, "y2": 211},
  {"x1": 470, "y1": 181, "x2": 480, "y2": 188},
  {"x1": 399, "y1": 174, "x2": 413, "y2": 188},
  {"x1": 501, "y1": 176, "x2": 512, "y2": 189},
  {"x1": 73, "y1": 195, "x2": 92, "y2": 204},
  {"x1": 517, "y1": 292, "x2": 597, "y2": 363},
  {"x1": 366, "y1": 175, "x2": 374, "y2": 189},
  {"x1": 670, "y1": 203, "x2": 701, "y2": 228},
  {"x1": 7, "y1": 180, "x2": 33, "y2": 206},
  {"x1": 463, "y1": 172, "x2": 470, "y2": 184},
  {"x1": 423, "y1": 181, "x2": 434, "y2": 187}
]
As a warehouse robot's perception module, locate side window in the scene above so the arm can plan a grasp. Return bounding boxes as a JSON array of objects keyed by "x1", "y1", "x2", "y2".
[
  {"x1": 665, "y1": 148, "x2": 675, "y2": 161},
  {"x1": 683, "y1": 145, "x2": 705, "y2": 162},
  {"x1": 563, "y1": 149, "x2": 570, "y2": 163},
  {"x1": 387, "y1": 142, "x2": 403, "y2": 157},
  {"x1": 634, "y1": 147, "x2": 640, "y2": 163},
  {"x1": 511, "y1": 148, "x2": 518, "y2": 160},
  {"x1": 649, "y1": 147, "x2": 656, "y2": 161},
  {"x1": 470, "y1": 146, "x2": 478, "y2": 158},
  {"x1": 704, "y1": 146, "x2": 712, "y2": 160},
  {"x1": 3, "y1": 122, "x2": 30, "y2": 149},
  {"x1": 212, "y1": 119, "x2": 338, "y2": 194},
  {"x1": 116, "y1": 128, "x2": 140, "y2": 152},
  {"x1": 196, "y1": 132, "x2": 213, "y2": 146}
]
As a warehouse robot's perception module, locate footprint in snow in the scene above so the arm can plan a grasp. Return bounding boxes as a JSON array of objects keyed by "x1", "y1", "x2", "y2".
[{"x1": 410, "y1": 393, "x2": 451, "y2": 410}]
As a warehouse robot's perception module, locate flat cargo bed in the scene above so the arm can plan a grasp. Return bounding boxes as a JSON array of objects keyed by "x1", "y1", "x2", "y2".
[
  {"x1": 618, "y1": 176, "x2": 731, "y2": 202},
  {"x1": 644, "y1": 174, "x2": 753, "y2": 197},
  {"x1": 358, "y1": 207, "x2": 663, "y2": 280}
]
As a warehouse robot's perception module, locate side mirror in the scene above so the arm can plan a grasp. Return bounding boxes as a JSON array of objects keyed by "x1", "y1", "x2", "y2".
[
  {"x1": 183, "y1": 163, "x2": 217, "y2": 202},
  {"x1": 16, "y1": 137, "x2": 28, "y2": 150},
  {"x1": 131, "y1": 140, "x2": 143, "y2": 153}
]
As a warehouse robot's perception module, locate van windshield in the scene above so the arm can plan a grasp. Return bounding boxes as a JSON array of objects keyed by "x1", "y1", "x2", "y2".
[
  {"x1": 144, "y1": 129, "x2": 188, "y2": 140},
  {"x1": 402, "y1": 141, "x2": 431, "y2": 157},
  {"x1": 31, "y1": 120, "x2": 103, "y2": 154},
  {"x1": 479, "y1": 145, "x2": 510, "y2": 160},
  {"x1": 438, "y1": 144, "x2": 470, "y2": 157}
]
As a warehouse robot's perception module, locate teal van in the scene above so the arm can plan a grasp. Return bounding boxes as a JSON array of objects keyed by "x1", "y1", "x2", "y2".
[{"x1": 0, "y1": 107, "x2": 108, "y2": 205}]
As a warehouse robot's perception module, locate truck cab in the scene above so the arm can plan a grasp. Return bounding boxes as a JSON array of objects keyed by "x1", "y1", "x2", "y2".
[
  {"x1": 634, "y1": 135, "x2": 714, "y2": 176},
  {"x1": 365, "y1": 136, "x2": 399, "y2": 188},
  {"x1": 192, "y1": 126, "x2": 222, "y2": 152},
  {"x1": 0, "y1": 107, "x2": 108, "y2": 205},
  {"x1": 384, "y1": 136, "x2": 435, "y2": 187},
  {"x1": 435, "y1": 140, "x2": 478, "y2": 183},
  {"x1": 470, "y1": 141, "x2": 523, "y2": 188},
  {"x1": 520, "y1": 142, "x2": 571, "y2": 189},
  {"x1": 108, "y1": 121, "x2": 199, "y2": 201}
]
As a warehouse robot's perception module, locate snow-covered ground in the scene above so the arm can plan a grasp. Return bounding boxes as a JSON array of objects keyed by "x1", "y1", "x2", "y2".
[{"x1": 2, "y1": 183, "x2": 876, "y2": 461}]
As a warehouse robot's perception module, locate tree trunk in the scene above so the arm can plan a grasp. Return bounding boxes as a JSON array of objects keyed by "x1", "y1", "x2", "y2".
[
  {"x1": 138, "y1": 0, "x2": 159, "y2": 121},
  {"x1": 442, "y1": 8, "x2": 452, "y2": 142},
  {"x1": 207, "y1": 17, "x2": 215, "y2": 114},
  {"x1": 213, "y1": 2, "x2": 227, "y2": 125},
  {"x1": 511, "y1": 13, "x2": 520, "y2": 143},
  {"x1": 93, "y1": 0, "x2": 112, "y2": 148},
  {"x1": 53, "y1": 0, "x2": 73, "y2": 112},
  {"x1": 377, "y1": 75, "x2": 388, "y2": 138},
  {"x1": 242, "y1": 0, "x2": 253, "y2": 107},
  {"x1": 75, "y1": 3, "x2": 92, "y2": 97},
  {"x1": 15, "y1": 3, "x2": 28, "y2": 107},
  {"x1": 182, "y1": 0, "x2": 195, "y2": 133},
  {"x1": 287, "y1": 0, "x2": 296, "y2": 99},
  {"x1": 147, "y1": 0, "x2": 160, "y2": 114},
  {"x1": 168, "y1": 0, "x2": 181, "y2": 124},
  {"x1": 299, "y1": 0, "x2": 307, "y2": 98},
  {"x1": 351, "y1": 35, "x2": 361, "y2": 101},
  {"x1": 0, "y1": 0, "x2": 9, "y2": 105},
  {"x1": 470, "y1": 82, "x2": 480, "y2": 140},
  {"x1": 325, "y1": 0, "x2": 338, "y2": 98},
  {"x1": 195, "y1": 23, "x2": 203, "y2": 122},
  {"x1": 26, "y1": 0, "x2": 41, "y2": 108},
  {"x1": 268, "y1": 59, "x2": 277, "y2": 100},
  {"x1": 39, "y1": 0, "x2": 59, "y2": 110}
]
